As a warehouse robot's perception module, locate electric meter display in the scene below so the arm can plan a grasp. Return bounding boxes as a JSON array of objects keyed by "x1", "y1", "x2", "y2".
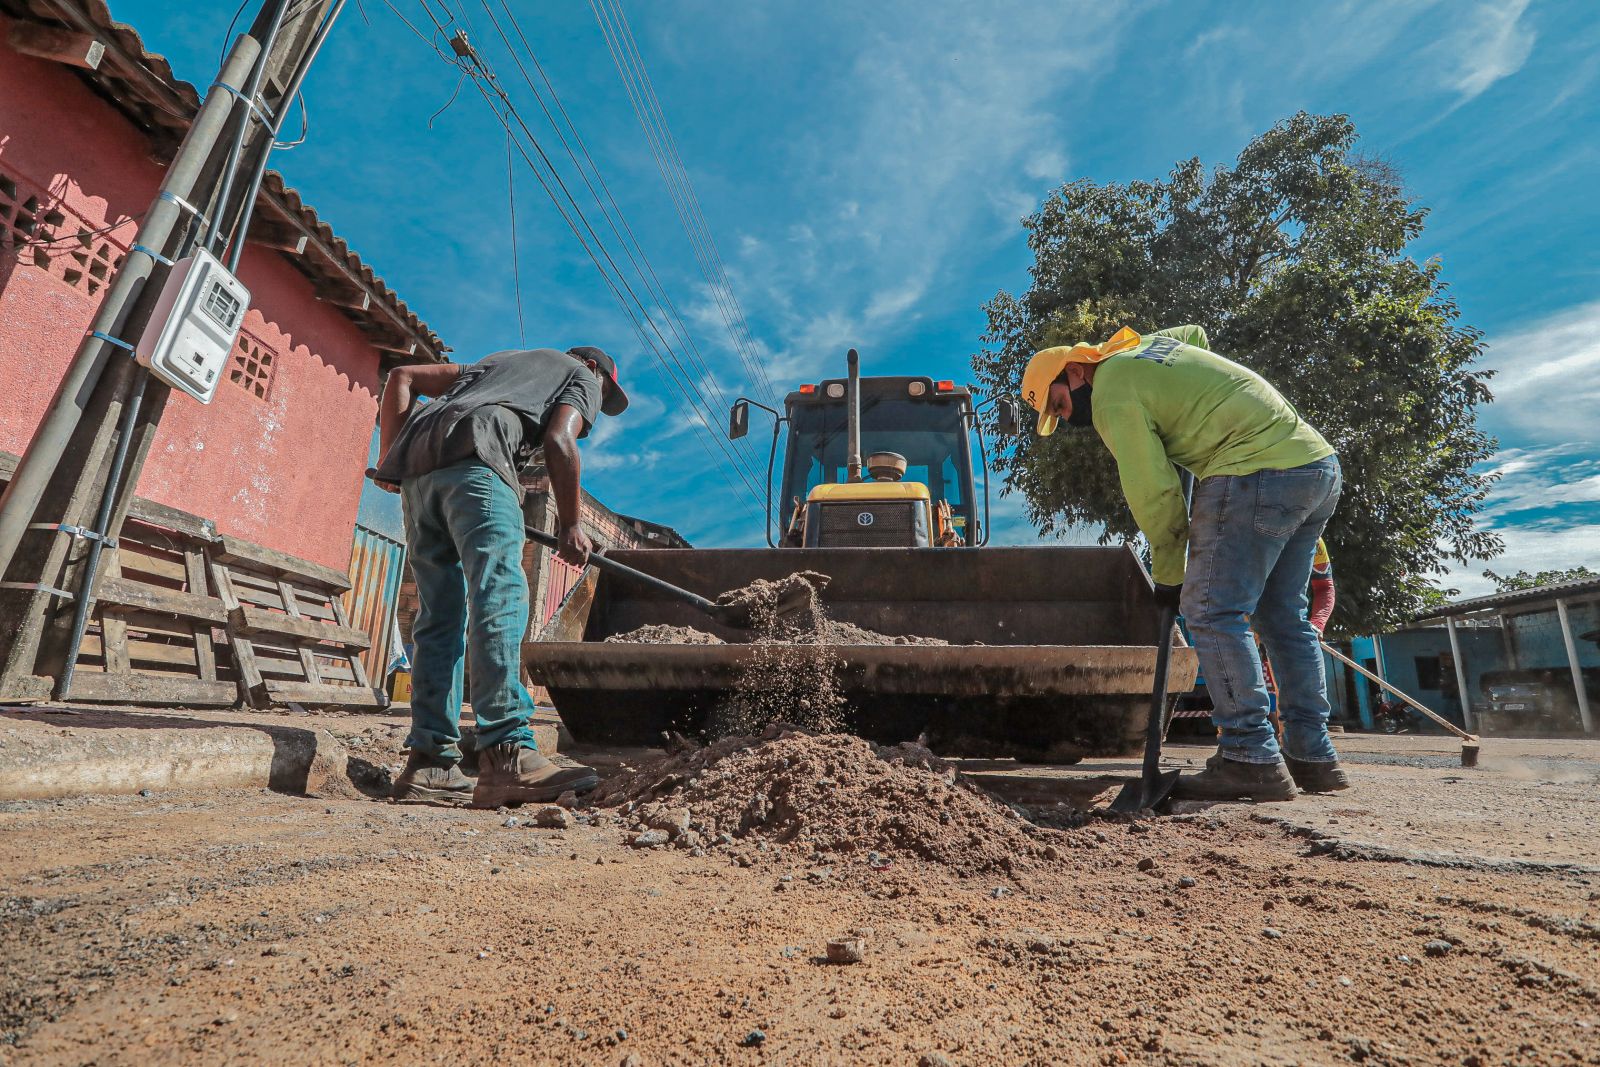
[{"x1": 135, "y1": 248, "x2": 250, "y2": 404}]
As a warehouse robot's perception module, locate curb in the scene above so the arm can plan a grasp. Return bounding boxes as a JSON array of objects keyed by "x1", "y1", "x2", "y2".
[{"x1": 0, "y1": 710, "x2": 352, "y2": 801}]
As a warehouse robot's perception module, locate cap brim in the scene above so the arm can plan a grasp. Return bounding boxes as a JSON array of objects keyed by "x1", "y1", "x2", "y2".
[
  {"x1": 601, "y1": 377, "x2": 629, "y2": 416},
  {"x1": 1036, "y1": 409, "x2": 1058, "y2": 436}
]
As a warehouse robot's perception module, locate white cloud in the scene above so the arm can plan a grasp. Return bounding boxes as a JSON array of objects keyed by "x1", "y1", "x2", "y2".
[
  {"x1": 727, "y1": 0, "x2": 1133, "y2": 383},
  {"x1": 1435, "y1": 0, "x2": 1536, "y2": 100},
  {"x1": 1431, "y1": 440, "x2": 1600, "y2": 599},
  {"x1": 1478, "y1": 300, "x2": 1600, "y2": 447},
  {"x1": 1022, "y1": 147, "x2": 1069, "y2": 183}
]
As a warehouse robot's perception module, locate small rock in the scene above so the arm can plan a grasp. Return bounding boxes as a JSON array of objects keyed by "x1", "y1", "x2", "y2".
[
  {"x1": 631, "y1": 830, "x2": 669, "y2": 848},
  {"x1": 555, "y1": 790, "x2": 579, "y2": 808},
  {"x1": 1177, "y1": 876, "x2": 1197, "y2": 889},
  {"x1": 533, "y1": 806, "x2": 574, "y2": 830},
  {"x1": 1423, "y1": 939, "x2": 1454, "y2": 957},
  {"x1": 502, "y1": 817, "x2": 521, "y2": 828},
  {"x1": 1338, "y1": 975, "x2": 1353, "y2": 987},
  {"x1": 646, "y1": 807, "x2": 692, "y2": 838},
  {"x1": 919, "y1": 1054, "x2": 955, "y2": 1067},
  {"x1": 262, "y1": 943, "x2": 286, "y2": 957},
  {"x1": 1262, "y1": 927, "x2": 1284, "y2": 940},
  {"x1": 621, "y1": 1055, "x2": 642, "y2": 1067},
  {"x1": 826, "y1": 938, "x2": 866, "y2": 964},
  {"x1": 990, "y1": 886, "x2": 1010, "y2": 899},
  {"x1": 1136, "y1": 857, "x2": 1156, "y2": 872},
  {"x1": 741, "y1": 1029, "x2": 766, "y2": 1047},
  {"x1": 139, "y1": 789, "x2": 153, "y2": 798}
]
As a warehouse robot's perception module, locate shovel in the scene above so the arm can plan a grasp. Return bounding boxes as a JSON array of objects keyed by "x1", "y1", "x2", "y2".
[
  {"x1": 525, "y1": 527, "x2": 827, "y2": 630},
  {"x1": 1109, "y1": 602, "x2": 1183, "y2": 815}
]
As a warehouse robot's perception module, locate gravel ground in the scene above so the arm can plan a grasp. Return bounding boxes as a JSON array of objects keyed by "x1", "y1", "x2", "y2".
[{"x1": 2, "y1": 734, "x2": 1597, "y2": 1066}]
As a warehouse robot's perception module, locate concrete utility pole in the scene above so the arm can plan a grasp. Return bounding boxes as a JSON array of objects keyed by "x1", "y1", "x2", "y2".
[{"x1": 0, "y1": 0, "x2": 340, "y2": 701}]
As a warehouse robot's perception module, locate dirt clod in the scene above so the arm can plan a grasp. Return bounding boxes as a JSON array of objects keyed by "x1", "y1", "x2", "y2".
[{"x1": 825, "y1": 938, "x2": 866, "y2": 964}]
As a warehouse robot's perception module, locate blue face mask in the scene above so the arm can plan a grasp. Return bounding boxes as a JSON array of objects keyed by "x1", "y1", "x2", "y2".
[{"x1": 1066, "y1": 382, "x2": 1094, "y2": 428}]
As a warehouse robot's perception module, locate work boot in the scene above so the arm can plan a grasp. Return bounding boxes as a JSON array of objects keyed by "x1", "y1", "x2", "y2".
[
  {"x1": 1172, "y1": 753, "x2": 1298, "y2": 802},
  {"x1": 391, "y1": 751, "x2": 474, "y2": 806},
  {"x1": 1285, "y1": 757, "x2": 1350, "y2": 793},
  {"x1": 473, "y1": 744, "x2": 598, "y2": 808}
]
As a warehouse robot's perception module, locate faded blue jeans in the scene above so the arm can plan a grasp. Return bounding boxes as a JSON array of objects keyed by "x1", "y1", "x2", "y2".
[
  {"x1": 1181, "y1": 455, "x2": 1342, "y2": 765},
  {"x1": 402, "y1": 460, "x2": 538, "y2": 760}
]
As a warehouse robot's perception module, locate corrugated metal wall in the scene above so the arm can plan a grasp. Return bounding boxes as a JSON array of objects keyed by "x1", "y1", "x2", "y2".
[{"x1": 344, "y1": 524, "x2": 407, "y2": 680}]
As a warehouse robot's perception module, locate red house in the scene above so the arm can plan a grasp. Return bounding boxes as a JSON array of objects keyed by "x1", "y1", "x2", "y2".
[{"x1": 0, "y1": 0, "x2": 445, "y2": 574}]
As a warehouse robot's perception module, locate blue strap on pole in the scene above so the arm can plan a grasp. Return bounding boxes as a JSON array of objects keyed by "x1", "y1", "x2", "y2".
[
  {"x1": 210, "y1": 80, "x2": 273, "y2": 127},
  {"x1": 89, "y1": 331, "x2": 135, "y2": 353},
  {"x1": 156, "y1": 190, "x2": 209, "y2": 227},
  {"x1": 131, "y1": 243, "x2": 173, "y2": 266}
]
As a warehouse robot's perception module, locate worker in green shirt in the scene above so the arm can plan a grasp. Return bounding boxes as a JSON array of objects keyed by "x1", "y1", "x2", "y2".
[{"x1": 1022, "y1": 325, "x2": 1346, "y2": 800}]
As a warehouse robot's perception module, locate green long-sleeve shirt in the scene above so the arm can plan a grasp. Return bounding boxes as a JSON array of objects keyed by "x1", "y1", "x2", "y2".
[{"x1": 1091, "y1": 325, "x2": 1333, "y2": 586}]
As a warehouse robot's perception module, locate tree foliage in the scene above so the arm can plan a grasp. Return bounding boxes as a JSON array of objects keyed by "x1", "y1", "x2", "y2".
[
  {"x1": 1483, "y1": 566, "x2": 1599, "y2": 593},
  {"x1": 973, "y1": 112, "x2": 1501, "y2": 635}
]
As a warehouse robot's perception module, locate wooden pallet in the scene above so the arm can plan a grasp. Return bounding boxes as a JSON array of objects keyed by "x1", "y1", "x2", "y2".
[
  {"x1": 208, "y1": 535, "x2": 384, "y2": 708},
  {"x1": 68, "y1": 505, "x2": 237, "y2": 706}
]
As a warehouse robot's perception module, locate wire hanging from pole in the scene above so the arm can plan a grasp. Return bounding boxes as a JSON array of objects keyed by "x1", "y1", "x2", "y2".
[
  {"x1": 400, "y1": 0, "x2": 768, "y2": 513},
  {"x1": 505, "y1": 127, "x2": 527, "y2": 348}
]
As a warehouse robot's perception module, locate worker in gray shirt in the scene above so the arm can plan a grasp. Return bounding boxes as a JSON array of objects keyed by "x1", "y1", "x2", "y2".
[{"x1": 370, "y1": 346, "x2": 628, "y2": 806}]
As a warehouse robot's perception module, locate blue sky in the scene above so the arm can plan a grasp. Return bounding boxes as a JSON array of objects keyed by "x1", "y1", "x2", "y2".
[{"x1": 116, "y1": 0, "x2": 1598, "y2": 597}]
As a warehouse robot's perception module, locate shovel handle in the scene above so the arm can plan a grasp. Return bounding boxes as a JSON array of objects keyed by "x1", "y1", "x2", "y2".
[
  {"x1": 524, "y1": 526, "x2": 722, "y2": 618},
  {"x1": 1141, "y1": 605, "x2": 1179, "y2": 782}
]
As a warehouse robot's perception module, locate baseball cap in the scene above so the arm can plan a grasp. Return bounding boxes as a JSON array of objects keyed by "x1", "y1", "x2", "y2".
[
  {"x1": 568, "y1": 346, "x2": 629, "y2": 416},
  {"x1": 1019, "y1": 326, "x2": 1143, "y2": 435}
]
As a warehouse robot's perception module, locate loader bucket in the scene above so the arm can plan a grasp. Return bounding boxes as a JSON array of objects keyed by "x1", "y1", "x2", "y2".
[{"x1": 524, "y1": 546, "x2": 1197, "y2": 761}]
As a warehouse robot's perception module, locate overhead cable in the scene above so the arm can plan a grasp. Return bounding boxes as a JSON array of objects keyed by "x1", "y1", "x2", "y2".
[
  {"x1": 589, "y1": 0, "x2": 779, "y2": 404},
  {"x1": 401, "y1": 0, "x2": 768, "y2": 513}
]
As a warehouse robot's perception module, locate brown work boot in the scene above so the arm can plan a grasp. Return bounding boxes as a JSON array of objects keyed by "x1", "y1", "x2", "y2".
[
  {"x1": 391, "y1": 751, "x2": 474, "y2": 806},
  {"x1": 1173, "y1": 753, "x2": 1298, "y2": 802},
  {"x1": 1285, "y1": 757, "x2": 1350, "y2": 793},
  {"x1": 473, "y1": 744, "x2": 598, "y2": 807}
]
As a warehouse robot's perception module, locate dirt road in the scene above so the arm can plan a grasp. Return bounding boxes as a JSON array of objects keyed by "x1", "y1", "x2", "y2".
[{"x1": 3, "y1": 733, "x2": 1597, "y2": 1066}]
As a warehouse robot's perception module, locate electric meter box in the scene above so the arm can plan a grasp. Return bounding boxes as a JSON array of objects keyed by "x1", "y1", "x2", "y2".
[{"x1": 135, "y1": 248, "x2": 250, "y2": 404}]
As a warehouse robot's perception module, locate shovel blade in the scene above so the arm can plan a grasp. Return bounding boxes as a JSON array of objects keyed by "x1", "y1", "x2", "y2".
[{"x1": 1108, "y1": 768, "x2": 1182, "y2": 815}]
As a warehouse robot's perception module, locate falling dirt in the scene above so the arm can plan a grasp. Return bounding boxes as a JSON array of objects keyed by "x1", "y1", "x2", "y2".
[
  {"x1": 586, "y1": 724, "x2": 1080, "y2": 877},
  {"x1": 607, "y1": 571, "x2": 948, "y2": 737}
]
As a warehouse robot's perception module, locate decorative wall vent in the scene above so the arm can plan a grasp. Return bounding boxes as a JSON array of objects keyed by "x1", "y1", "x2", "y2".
[
  {"x1": 1, "y1": 168, "x2": 127, "y2": 299},
  {"x1": 227, "y1": 330, "x2": 278, "y2": 400}
]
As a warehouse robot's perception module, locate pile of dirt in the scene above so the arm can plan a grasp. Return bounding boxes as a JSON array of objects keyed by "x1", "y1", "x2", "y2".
[
  {"x1": 604, "y1": 624, "x2": 724, "y2": 645},
  {"x1": 589, "y1": 724, "x2": 1073, "y2": 876}
]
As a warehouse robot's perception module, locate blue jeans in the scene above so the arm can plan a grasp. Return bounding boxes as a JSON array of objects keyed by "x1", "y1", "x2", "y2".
[
  {"x1": 402, "y1": 461, "x2": 538, "y2": 759},
  {"x1": 1181, "y1": 456, "x2": 1342, "y2": 765}
]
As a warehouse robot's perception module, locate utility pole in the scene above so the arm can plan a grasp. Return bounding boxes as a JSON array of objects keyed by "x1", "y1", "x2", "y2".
[{"x1": 0, "y1": 0, "x2": 341, "y2": 700}]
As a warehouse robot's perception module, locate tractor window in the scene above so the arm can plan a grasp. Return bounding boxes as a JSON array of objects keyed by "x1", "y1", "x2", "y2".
[{"x1": 782, "y1": 394, "x2": 975, "y2": 528}]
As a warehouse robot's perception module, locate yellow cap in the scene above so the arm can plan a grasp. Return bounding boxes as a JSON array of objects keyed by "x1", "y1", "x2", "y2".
[{"x1": 1020, "y1": 326, "x2": 1143, "y2": 435}]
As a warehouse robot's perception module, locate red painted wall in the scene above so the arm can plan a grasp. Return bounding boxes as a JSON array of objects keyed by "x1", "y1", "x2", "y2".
[{"x1": 0, "y1": 14, "x2": 380, "y2": 571}]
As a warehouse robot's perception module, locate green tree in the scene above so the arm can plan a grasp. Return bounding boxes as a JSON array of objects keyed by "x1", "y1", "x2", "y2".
[
  {"x1": 974, "y1": 112, "x2": 1501, "y2": 634},
  {"x1": 1482, "y1": 566, "x2": 1599, "y2": 593}
]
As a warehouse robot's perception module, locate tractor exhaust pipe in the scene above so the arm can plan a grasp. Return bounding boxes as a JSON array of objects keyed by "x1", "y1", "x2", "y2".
[{"x1": 846, "y1": 348, "x2": 862, "y2": 483}]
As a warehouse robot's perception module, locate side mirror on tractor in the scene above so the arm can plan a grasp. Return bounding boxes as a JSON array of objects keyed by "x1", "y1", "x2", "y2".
[
  {"x1": 995, "y1": 396, "x2": 1022, "y2": 435},
  {"x1": 728, "y1": 399, "x2": 750, "y2": 440}
]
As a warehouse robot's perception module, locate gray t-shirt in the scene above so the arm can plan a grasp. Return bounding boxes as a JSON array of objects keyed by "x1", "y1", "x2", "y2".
[{"x1": 373, "y1": 348, "x2": 602, "y2": 493}]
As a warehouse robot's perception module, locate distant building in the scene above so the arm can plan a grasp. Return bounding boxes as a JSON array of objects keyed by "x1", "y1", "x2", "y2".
[{"x1": 1344, "y1": 576, "x2": 1600, "y2": 737}]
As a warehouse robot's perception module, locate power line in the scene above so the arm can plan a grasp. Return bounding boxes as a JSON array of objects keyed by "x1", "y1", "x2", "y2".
[
  {"x1": 504, "y1": 128, "x2": 526, "y2": 347},
  {"x1": 403, "y1": 0, "x2": 768, "y2": 512},
  {"x1": 477, "y1": 0, "x2": 754, "y2": 457},
  {"x1": 589, "y1": 0, "x2": 779, "y2": 404},
  {"x1": 425, "y1": 0, "x2": 771, "y2": 503},
  {"x1": 594, "y1": 0, "x2": 774, "y2": 403}
]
